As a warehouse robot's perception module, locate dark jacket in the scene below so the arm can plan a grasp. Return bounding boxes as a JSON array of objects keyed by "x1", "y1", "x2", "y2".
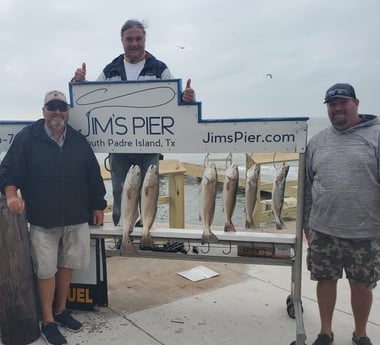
[
  {"x1": 0, "y1": 119, "x2": 107, "y2": 227},
  {"x1": 101, "y1": 51, "x2": 171, "y2": 80}
]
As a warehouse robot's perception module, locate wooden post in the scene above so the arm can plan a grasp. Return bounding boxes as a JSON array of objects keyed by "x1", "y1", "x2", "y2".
[
  {"x1": 0, "y1": 199, "x2": 40, "y2": 345},
  {"x1": 168, "y1": 173, "x2": 185, "y2": 228},
  {"x1": 159, "y1": 160, "x2": 186, "y2": 228}
]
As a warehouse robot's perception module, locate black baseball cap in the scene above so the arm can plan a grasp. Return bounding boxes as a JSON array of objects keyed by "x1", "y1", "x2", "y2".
[{"x1": 324, "y1": 83, "x2": 357, "y2": 103}]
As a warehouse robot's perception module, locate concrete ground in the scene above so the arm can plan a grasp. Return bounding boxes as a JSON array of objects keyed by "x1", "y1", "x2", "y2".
[{"x1": 4, "y1": 236, "x2": 379, "y2": 345}]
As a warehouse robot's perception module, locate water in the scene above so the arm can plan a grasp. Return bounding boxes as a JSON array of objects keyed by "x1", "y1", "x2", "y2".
[{"x1": 101, "y1": 116, "x2": 330, "y2": 227}]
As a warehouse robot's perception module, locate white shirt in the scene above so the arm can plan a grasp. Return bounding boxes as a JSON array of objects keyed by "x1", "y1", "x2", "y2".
[{"x1": 124, "y1": 59, "x2": 145, "y2": 80}]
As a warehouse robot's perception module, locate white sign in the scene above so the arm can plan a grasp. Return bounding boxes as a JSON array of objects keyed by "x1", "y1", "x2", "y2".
[
  {"x1": 0, "y1": 80, "x2": 308, "y2": 153},
  {"x1": 0, "y1": 121, "x2": 34, "y2": 153}
]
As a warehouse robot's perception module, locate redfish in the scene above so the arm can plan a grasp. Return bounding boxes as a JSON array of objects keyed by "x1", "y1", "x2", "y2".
[
  {"x1": 199, "y1": 163, "x2": 219, "y2": 244},
  {"x1": 120, "y1": 164, "x2": 141, "y2": 255},
  {"x1": 272, "y1": 162, "x2": 289, "y2": 230},
  {"x1": 140, "y1": 164, "x2": 159, "y2": 247},
  {"x1": 222, "y1": 163, "x2": 239, "y2": 232},
  {"x1": 245, "y1": 164, "x2": 260, "y2": 229}
]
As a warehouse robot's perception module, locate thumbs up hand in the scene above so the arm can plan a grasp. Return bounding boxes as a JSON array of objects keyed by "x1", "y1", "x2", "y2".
[
  {"x1": 182, "y1": 78, "x2": 195, "y2": 103},
  {"x1": 72, "y1": 62, "x2": 87, "y2": 82}
]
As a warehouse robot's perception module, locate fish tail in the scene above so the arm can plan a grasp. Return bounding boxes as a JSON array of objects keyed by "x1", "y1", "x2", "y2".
[
  {"x1": 201, "y1": 230, "x2": 219, "y2": 244},
  {"x1": 245, "y1": 219, "x2": 256, "y2": 229},
  {"x1": 120, "y1": 238, "x2": 138, "y2": 256},
  {"x1": 140, "y1": 233, "x2": 155, "y2": 248},
  {"x1": 275, "y1": 218, "x2": 285, "y2": 230},
  {"x1": 224, "y1": 222, "x2": 236, "y2": 232}
]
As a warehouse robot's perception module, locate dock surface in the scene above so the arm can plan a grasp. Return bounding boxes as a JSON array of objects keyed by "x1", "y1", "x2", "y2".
[{"x1": 14, "y1": 239, "x2": 380, "y2": 345}]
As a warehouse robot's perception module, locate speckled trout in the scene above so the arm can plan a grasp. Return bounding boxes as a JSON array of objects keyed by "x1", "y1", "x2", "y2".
[
  {"x1": 199, "y1": 163, "x2": 218, "y2": 244},
  {"x1": 140, "y1": 164, "x2": 159, "y2": 247},
  {"x1": 272, "y1": 162, "x2": 289, "y2": 230},
  {"x1": 223, "y1": 163, "x2": 239, "y2": 232},
  {"x1": 245, "y1": 164, "x2": 260, "y2": 229},
  {"x1": 120, "y1": 165, "x2": 141, "y2": 255}
]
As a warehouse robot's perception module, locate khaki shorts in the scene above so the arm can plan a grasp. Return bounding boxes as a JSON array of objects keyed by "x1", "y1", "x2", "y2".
[
  {"x1": 30, "y1": 223, "x2": 90, "y2": 279},
  {"x1": 306, "y1": 230, "x2": 380, "y2": 288}
]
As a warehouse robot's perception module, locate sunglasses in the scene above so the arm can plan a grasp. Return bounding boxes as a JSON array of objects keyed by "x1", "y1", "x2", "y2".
[
  {"x1": 325, "y1": 89, "x2": 354, "y2": 99},
  {"x1": 45, "y1": 103, "x2": 69, "y2": 112}
]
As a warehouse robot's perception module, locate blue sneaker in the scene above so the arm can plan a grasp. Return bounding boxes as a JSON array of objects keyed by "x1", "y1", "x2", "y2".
[
  {"x1": 54, "y1": 309, "x2": 83, "y2": 332},
  {"x1": 41, "y1": 323, "x2": 67, "y2": 345}
]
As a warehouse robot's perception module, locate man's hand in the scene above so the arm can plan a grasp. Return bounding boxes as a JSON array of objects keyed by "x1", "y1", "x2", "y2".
[
  {"x1": 92, "y1": 209, "x2": 104, "y2": 226},
  {"x1": 7, "y1": 196, "x2": 25, "y2": 214},
  {"x1": 72, "y1": 62, "x2": 86, "y2": 82},
  {"x1": 182, "y1": 78, "x2": 195, "y2": 103}
]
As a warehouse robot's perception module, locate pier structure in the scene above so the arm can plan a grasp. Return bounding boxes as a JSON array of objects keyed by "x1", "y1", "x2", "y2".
[{"x1": 0, "y1": 80, "x2": 309, "y2": 345}]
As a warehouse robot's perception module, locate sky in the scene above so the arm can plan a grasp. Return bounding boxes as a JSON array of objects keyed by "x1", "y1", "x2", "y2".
[{"x1": 1, "y1": 0, "x2": 379, "y2": 121}]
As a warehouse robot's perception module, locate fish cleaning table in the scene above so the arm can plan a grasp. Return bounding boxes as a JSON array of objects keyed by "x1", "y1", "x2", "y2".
[{"x1": 90, "y1": 226, "x2": 297, "y2": 265}]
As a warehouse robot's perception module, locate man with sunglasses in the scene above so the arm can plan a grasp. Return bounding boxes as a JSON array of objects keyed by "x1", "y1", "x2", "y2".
[
  {"x1": 72, "y1": 19, "x2": 195, "y2": 229},
  {"x1": 303, "y1": 83, "x2": 379, "y2": 345},
  {"x1": 0, "y1": 90, "x2": 107, "y2": 345}
]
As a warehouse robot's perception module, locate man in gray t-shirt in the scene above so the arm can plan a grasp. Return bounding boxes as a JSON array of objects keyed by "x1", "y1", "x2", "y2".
[{"x1": 303, "y1": 83, "x2": 379, "y2": 345}]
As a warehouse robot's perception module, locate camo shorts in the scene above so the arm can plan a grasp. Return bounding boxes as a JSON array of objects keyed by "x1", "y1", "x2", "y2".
[{"x1": 306, "y1": 230, "x2": 380, "y2": 288}]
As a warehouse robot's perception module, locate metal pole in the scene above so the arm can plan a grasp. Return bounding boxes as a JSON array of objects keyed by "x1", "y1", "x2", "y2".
[{"x1": 294, "y1": 152, "x2": 306, "y2": 345}]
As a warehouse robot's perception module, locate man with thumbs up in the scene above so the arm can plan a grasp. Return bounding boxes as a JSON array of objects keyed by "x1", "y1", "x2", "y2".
[{"x1": 72, "y1": 19, "x2": 195, "y2": 227}]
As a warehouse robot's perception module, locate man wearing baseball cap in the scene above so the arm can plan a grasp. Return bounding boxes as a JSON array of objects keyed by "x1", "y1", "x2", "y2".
[
  {"x1": 0, "y1": 90, "x2": 107, "y2": 345},
  {"x1": 303, "y1": 83, "x2": 379, "y2": 345},
  {"x1": 323, "y1": 82, "x2": 357, "y2": 103},
  {"x1": 44, "y1": 90, "x2": 69, "y2": 104}
]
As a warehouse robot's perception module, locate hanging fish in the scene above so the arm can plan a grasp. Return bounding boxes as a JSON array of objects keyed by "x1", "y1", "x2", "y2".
[
  {"x1": 272, "y1": 162, "x2": 289, "y2": 229},
  {"x1": 245, "y1": 164, "x2": 260, "y2": 229},
  {"x1": 199, "y1": 163, "x2": 218, "y2": 244},
  {"x1": 222, "y1": 163, "x2": 239, "y2": 232},
  {"x1": 119, "y1": 165, "x2": 141, "y2": 255},
  {"x1": 140, "y1": 164, "x2": 159, "y2": 248}
]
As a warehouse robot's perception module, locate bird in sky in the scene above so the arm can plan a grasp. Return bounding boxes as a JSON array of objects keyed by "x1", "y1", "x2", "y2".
[
  {"x1": 266, "y1": 73, "x2": 272, "y2": 79},
  {"x1": 177, "y1": 45, "x2": 185, "y2": 49}
]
